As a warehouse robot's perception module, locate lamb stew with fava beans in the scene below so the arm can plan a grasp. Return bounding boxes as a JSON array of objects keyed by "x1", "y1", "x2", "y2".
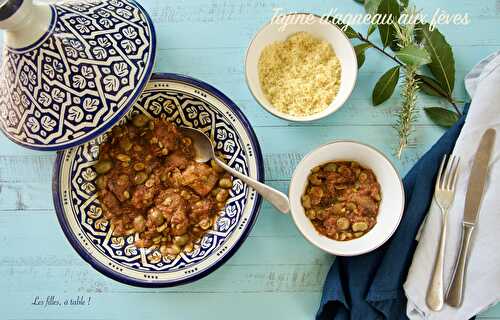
[
  {"x1": 301, "y1": 161, "x2": 381, "y2": 241},
  {"x1": 94, "y1": 115, "x2": 232, "y2": 258}
]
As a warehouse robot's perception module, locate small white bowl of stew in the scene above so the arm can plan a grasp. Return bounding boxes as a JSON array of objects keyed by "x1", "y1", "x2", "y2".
[{"x1": 289, "y1": 141, "x2": 405, "y2": 256}]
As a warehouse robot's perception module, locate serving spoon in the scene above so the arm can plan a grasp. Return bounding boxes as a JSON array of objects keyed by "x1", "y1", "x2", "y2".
[{"x1": 180, "y1": 127, "x2": 290, "y2": 213}]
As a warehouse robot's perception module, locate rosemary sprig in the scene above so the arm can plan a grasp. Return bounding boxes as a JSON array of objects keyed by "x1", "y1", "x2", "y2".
[
  {"x1": 393, "y1": 11, "x2": 420, "y2": 157},
  {"x1": 395, "y1": 65, "x2": 419, "y2": 157}
]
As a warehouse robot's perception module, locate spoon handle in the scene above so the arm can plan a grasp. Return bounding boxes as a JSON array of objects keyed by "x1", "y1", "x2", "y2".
[{"x1": 215, "y1": 158, "x2": 290, "y2": 214}]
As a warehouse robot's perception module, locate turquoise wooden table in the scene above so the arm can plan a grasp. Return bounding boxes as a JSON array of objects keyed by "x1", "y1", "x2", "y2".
[{"x1": 1, "y1": 0, "x2": 499, "y2": 319}]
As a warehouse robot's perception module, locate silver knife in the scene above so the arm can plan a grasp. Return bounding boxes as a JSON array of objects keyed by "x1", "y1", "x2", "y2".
[{"x1": 445, "y1": 128, "x2": 497, "y2": 307}]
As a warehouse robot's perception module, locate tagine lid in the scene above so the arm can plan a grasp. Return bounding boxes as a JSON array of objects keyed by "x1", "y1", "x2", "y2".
[{"x1": 0, "y1": 0, "x2": 156, "y2": 151}]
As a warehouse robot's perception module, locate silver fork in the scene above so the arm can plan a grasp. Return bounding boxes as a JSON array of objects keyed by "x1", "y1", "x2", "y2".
[{"x1": 426, "y1": 154, "x2": 460, "y2": 311}]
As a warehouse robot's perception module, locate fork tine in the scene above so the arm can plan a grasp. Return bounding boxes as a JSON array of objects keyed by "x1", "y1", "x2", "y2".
[
  {"x1": 445, "y1": 156, "x2": 455, "y2": 190},
  {"x1": 448, "y1": 157, "x2": 460, "y2": 191},
  {"x1": 436, "y1": 154, "x2": 447, "y2": 191},
  {"x1": 444, "y1": 155, "x2": 457, "y2": 191}
]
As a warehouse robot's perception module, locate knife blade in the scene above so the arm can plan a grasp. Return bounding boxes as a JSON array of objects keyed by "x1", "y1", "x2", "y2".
[
  {"x1": 446, "y1": 128, "x2": 497, "y2": 307},
  {"x1": 463, "y1": 128, "x2": 496, "y2": 225}
]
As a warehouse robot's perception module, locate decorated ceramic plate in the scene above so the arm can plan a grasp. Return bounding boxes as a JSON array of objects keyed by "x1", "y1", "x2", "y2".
[
  {"x1": 52, "y1": 73, "x2": 264, "y2": 287},
  {"x1": 0, "y1": 0, "x2": 156, "y2": 151}
]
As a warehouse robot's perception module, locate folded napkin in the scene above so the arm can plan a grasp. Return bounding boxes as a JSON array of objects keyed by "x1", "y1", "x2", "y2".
[
  {"x1": 404, "y1": 52, "x2": 500, "y2": 319},
  {"x1": 316, "y1": 108, "x2": 469, "y2": 318}
]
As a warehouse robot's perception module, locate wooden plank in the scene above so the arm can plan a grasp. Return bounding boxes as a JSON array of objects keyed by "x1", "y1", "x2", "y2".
[
  {"x1": 0, "y1": 292, "x2": 321, "y2": 320},
  {"x1": 0, "y1": 263, "x2": 330, "y2": 294},
  {"x1": 146, "y1": 4, "x2": 500, "y2": 50},
  {"x1": 0, "y1": 211, "x2": 327, "y2": 265}
]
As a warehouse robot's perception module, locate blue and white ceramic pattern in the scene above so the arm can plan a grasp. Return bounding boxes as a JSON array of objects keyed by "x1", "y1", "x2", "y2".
[
  {"x1": 0, "y1": 0, "x2": 156, "y2": 150},
  {"x1": 53, "y1": 73, "x2": 264, "y2": 287}
]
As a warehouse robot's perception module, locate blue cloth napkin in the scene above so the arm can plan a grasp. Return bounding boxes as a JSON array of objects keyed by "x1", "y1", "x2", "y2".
[{"x1": 316, "y1": 104, "x2": 470, "y2": 320}]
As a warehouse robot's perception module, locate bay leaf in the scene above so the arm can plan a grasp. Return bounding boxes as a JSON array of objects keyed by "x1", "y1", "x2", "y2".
[
  {"x1": 399, "y1": 0, "x2": 409, "y2": 8},
  {"x1": 329, "y1": 18, "x2": 359, "y2": 39},
  {"x1": 365, "y1": 0, "x2": 382, "y2": 14},
  {"x1": 395, "y1": 45, "x2": 431, "y2": 66},
  {"x1": 419, "y1": 24, "x2": 456, "y2": 96},
  {"x1": 367, "y1": 23, "x2": 377, "y2": 37},
  {"x1": 417, "y1": 75, "x2": 449, "y2": 97},
  {"x1": 425, "y1": 107, "x2": 460, "y2": 127},
  {"x1": 354, "y1": 43, "x2": 372, "y2": 68},
  {"x1": 372, "y1": 66, "x2": 400, "y2": 105},
  {"x1": 377, "y1": 0, "x2": 400, "y2": 48}
]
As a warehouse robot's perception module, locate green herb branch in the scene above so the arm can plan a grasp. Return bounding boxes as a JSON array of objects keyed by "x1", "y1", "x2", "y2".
[
  {"x1": 393, "y1": 14, "x2": 421, "y2": 158},
  {"x1": 328, "y1": 0, "x2": 462, "y2": 157},
  {"x1": 354, "y1": 32, "x2": 461, "y2": 116}
]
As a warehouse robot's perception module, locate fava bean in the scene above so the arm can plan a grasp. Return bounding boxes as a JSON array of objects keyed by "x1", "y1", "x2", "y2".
[
  {"x1": 120, "y1": 138, "x2": 132, "y2": 151},
  {"x1": 309, "y1": 173, "x2": 322, "y2": 185},
  {"x1": 133, "y1": 172, "x2": 148, "y2": 185},
  {"x1": 336, "y1": 217, "x2": 350, "y2": 231},
  {"x1": 156, "y1": 223, "x2": 168, "y2": 233},
  {"x1": 301, "y1": 195, "x2": 311, "y2": 209},
  {"x1": 346, "y1": 202, "x2": 357, "y2": 211},
  {"x1": 145, "y1": 178, "x2": 155, "y2": 188},
  {"x1": 149, "y1": 209, "x2": 164, "y2": 226},
  {"x1": 199, "y1": 218, "x2": 211, "y2": 230},
  {"x1": 95, "y1": 159, "x2": 113, "y2": 174},
  {"x1": 306, "y1": 209, "x2": 316, "y2": 219},
  {"x1": 166, "y1": 244, "x2": 181, "y2": 255},
  {"x1": 180, "y1": 190, "x2": 191, "y2": 200},
  {"x1": 324, "y1": 163, "x2": 337, "y2": 172},
  {"x1": 174, "y1": 234, "x2": 189, "y2": 246},
  {"x1": 96, "y1": 176, "x2": 108, "y2": 189},
  {"x1": 184, "y1": 242, "x2": 194, "y2": 253},
  {"x1": 132, "y1": 114, "x2": 149, "y2": 127},
  {"x1": 116, "y1": 154, "x2": 131, "y2": 162},
  {"x1": 359, "y1": 172, "x2": 368, "y2": 182},
  {"x1": 352, "y1": 222, "x2": 368, "y2": 232},
  {"x1": 216, "y1": 189, "x2": 229, "y2": 202},
  {"x1": 133, "y1": 162, "x2": 145, "y2": 171},
  {"x1": 219, "y1": 178, "x2": 232, "y2": 189},
  {"x1": 153, "y1": 236, "x2": 162, "y2": 244}
]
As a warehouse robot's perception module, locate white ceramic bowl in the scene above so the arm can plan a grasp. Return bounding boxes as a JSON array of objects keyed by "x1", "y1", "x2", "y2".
[
  {"x1": 245, "y1": 13, "x2": 358, "y2": 122},
  {"x1": 289, "y1": 141, "x2": 405, "y2": 256}
]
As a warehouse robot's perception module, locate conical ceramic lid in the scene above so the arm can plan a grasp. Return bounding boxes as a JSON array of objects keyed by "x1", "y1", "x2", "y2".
[{"x1": 0, "y1": 0, "x2": 156, "y2": 150}]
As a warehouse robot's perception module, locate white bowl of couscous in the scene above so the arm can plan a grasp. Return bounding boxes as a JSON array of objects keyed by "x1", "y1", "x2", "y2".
[{"x1": 245, "y1": 13, "x2": 358, "y2": 122}]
